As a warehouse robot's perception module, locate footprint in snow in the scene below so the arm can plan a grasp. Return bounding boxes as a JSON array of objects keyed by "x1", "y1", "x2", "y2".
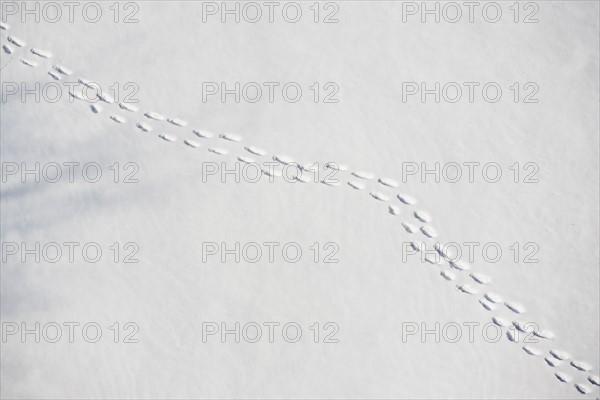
[
  {"x1": 570, "y1": 360, "x2": 592, "y2": 372},
  {"x1": 388, "y1": 205, "x2": 400, "y2": 215},
  {"x1": 245, "y1": 146, "x2": 266, "y2": 156},
  {"x1": 484, "y1": 292, "x2": 503, "y2": 304},
  {"x1": 414, "y1": 210, "x2": 431, "y2": 223},
  {"x1": 456, "y1": 283, "x2": 478, "y2": 295},
  {"x1": 378, "y1": 177, "x2": 398, "y2": 188},
  {"x1": 397, "y1": 194, "x2": 417, "y2": 205},
  {"x1": 110, "y1": 115, "x2": 126, "y2": 124},
  {"x1": 325, "y1": 162, "x2": 349, "y2": 171},
  {"x1": 0, "y1": 22, "x2": 9, "y2": 30},
  {"x1": 409, "y1": 242, "x2": 420, "y2": 252},
  {"x1": 492, "y1": 316, "x2": 510, "y2": 327},
  {"x1": 159, "y1": 133, "x2": 176, "y2": 142},
  {"x1": 184, "y1": 139, "x2": 199, "y2": 148},
  {"x1": 20, "y1": 59, "x2": 37, "y2": 67},
  {"x1": 136, "y1": 123, "x2": 151, "y2": 132},
  {"x1": 31, "y1": 48, "x2": 52, "y2": 58},
  {"x1": 479, "y1": 299, "x2": 494, "y2": 311},
  {"x1": 237, "y1": 156, "x2": 254, "y2": 164},
  {"x1": 53, "y1": 64, "x2": 72, "y2": 75},
  {"x1": 97, "y1": 92, "x2": 114, "y2": 103},
  {"x1": 7, "y1": 36, "x2": 25, "y2": 47},
  {"x1": 273, "y1": 155, "x2": 295, "y2": 165},
  {"x1": 167, "y1": 118, "x2": 187, "y2": 127},
  {"x1": 119, "y1": 102, "x2": 138, "y2": 112},
  {"x1": 2, "y1": 44, "x2": 12, "y2": 54},
  {"x1": 90, "y1": 104, "x2": 101, "y2": 113},
  {"x1": 522, "y1": 346, "x2": 541, "y2": 356},
  {"x1": 193, "y1": 129, "x2": 214, "y2": 138},
  {"x1": 587, "y1": 375, "x2": 599, "y2": 386},
  {"x1": 424, "y1": 254, "x2": 441, "y2": 264},
  {"x1": 78, "y1": 78, "x2": 97, "y2": 89},
  {"x1": 440, "y1": 270, "x2": 455, "y2": 281},
  {"x1": 512, "y1": 320, "x2": 535, "y2": 333},
  {"x1": 295, "y1": 174, "x2": 311, "y2": 183},
  {"x1": 144, "y1": 112, "x2": 165, "y2": 121},
  {"x1": 549, "y1": 350, "x2": 570, "y2": 361},
  {"x1": 554, "y1": 372, "x2": 571, "y2": 383},
  {"x1": 263, "y1": 168, "x2": 282, "y2": 178},
  {"x1": 420, "y1": 225, "x2": 437, "y2": 238},
  {"x1": 69, "y1": 90, "x2": 85, "y2": 100},
  {"x1": 504, "y1": 301, "x2": 526, "y2": 314},
  {"x1": 470, "y1": 273, "x2": 491, "y2": 284},
  {"x1": 533, "y1": 329, "x2": 554, "y2": 340},
  {"x1": 352, "y1": 171, "x2": 374, "y2": 180},
  {"x1": 449, "y1": 260, "x2": 470, "y2": 271},
  {"x1": 49, "y1": 71, "x2": 61, "y2": 80},
  {"x1": 321, "y1": 179, "x2": 340, "y2": 187},
  {"x1": 434, "y1": 243, "x2": 451, "y2": 259},
  {"x1": 208, "y1": 147, "x2": 228, "y2": 155},
  {"x1": 401, "y1": 222, "x2": 416, "y2": 233},
  {"x1": 219, "y1": 133, "x2": 242, "y2": 142},
  {"x1": 348, "y1": 181, "x2": 365, "y2": 190},
  {"x1": 574, "y1": 383, "x2": 591, "y2": 394},
  {"x1": 370, "y1": 192, "x2": 389, "y2": 201}
]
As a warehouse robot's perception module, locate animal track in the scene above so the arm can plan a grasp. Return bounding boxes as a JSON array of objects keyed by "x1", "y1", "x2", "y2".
[
  {"x1": 97, "y1": 92, "x2": 115, "y2": 104},
  {"x1": 575, "y1": 383, "x2": 592, "y2": 394},
  {"x1": 555, "y1": 371, "x2": 572, "y2": 383},
  {"x1": 208, "y1": 147, "x2": 228, "y2": 155},
  {"x1": 3, "y1": 27, "x2": 597, "y2": 397},
  {"x1": 414, "y1": 210, "x2": 431, "y2": 223},
  {"x1": 397, "y1": 194, "x2": 417, "y2": 205},
  {"x1": 273, "y1": 155, "x2": 295, "y2": 165},
  {"x1": 351, "y1": 171, "x2": 375, "y2": 180},
  {"x1": 470, "y1": 273, "x2": 491, "y2": 285},
  {"x1": 184, "y1": 139, "x2": 200, "y2": 148},
  {"x1": 136, "y1": 123, "x2": 151, "y2": 132},
  {"x1": 523, "y1": 345, "x2": 542, "y2": 356},
  {"x1": 401, "y1": 222, "x2": 417, "y2": 233},
  {"x1": 144, "y1": 112, "x2": 165, "y2": 121},
  {"x1": 550, "y1": 350, "x2": 571, "y2": 361},
  {"x1": 193, "y1": 129, "x2": 215, "y2": 139},
  {"x1": 378, "y1": 177, "x2": 398, "y2": 188},
  {"x1": 219, "y1": 133, "x2": 242, "y2": 142},
  {"x1": 31, "y1": 48, "x2": 51, "y2": 58},
  {"x1": 370, "y1": 191, "x2": 389, "y2": 201},
  {"x1": 348, "y1": 181, "x2": 365, "y2": 190},
  {"x1": 244, "y1": 146, "x2": 266, "y2": 156},
  {"x1": 52, "y1": 64, "x2": 72, "y2": 75},
  {"x1": 504, "y1": 301, "x2": 526, "y2": 314},
  {"x1": 572, "y1": 361, "x2": 593, "y2": 372},
  {"x1": 7, "y1": 35, "x2": 25, "y2": 47},
  {"x1": 167, "y1": 117, "x2": 187, "y2": 127},
  {"x1": 19, "y1": 59, "x2": 36, "y2": 67},
  {"x1": 110, "y1": 115, "x2": 126, "y2": 124},
  {"x1": 119, "y1": 102, "x2": 138, "y2": 112},
  {"x1": 159, "y1": 133, "x2": 176, "y2": 142},
  {"x1": 440, "y1": 270, "x2": 455, "y2": 281}
]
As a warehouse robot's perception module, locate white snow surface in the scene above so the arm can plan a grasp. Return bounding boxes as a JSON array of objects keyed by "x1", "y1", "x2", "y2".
[{"x1": 0, "y1": 2, "x2": 598, "y2": 399}]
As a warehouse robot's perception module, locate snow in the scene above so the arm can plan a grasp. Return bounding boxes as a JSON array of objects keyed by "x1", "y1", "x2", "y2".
[{"x1": 1, "y1": 1, "x2": 598, "y2": 399}]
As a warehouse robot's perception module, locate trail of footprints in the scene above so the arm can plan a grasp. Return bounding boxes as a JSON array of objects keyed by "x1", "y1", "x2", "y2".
[{"x1": 1, "y1": 27, "x2": 598, "y2": 396}]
